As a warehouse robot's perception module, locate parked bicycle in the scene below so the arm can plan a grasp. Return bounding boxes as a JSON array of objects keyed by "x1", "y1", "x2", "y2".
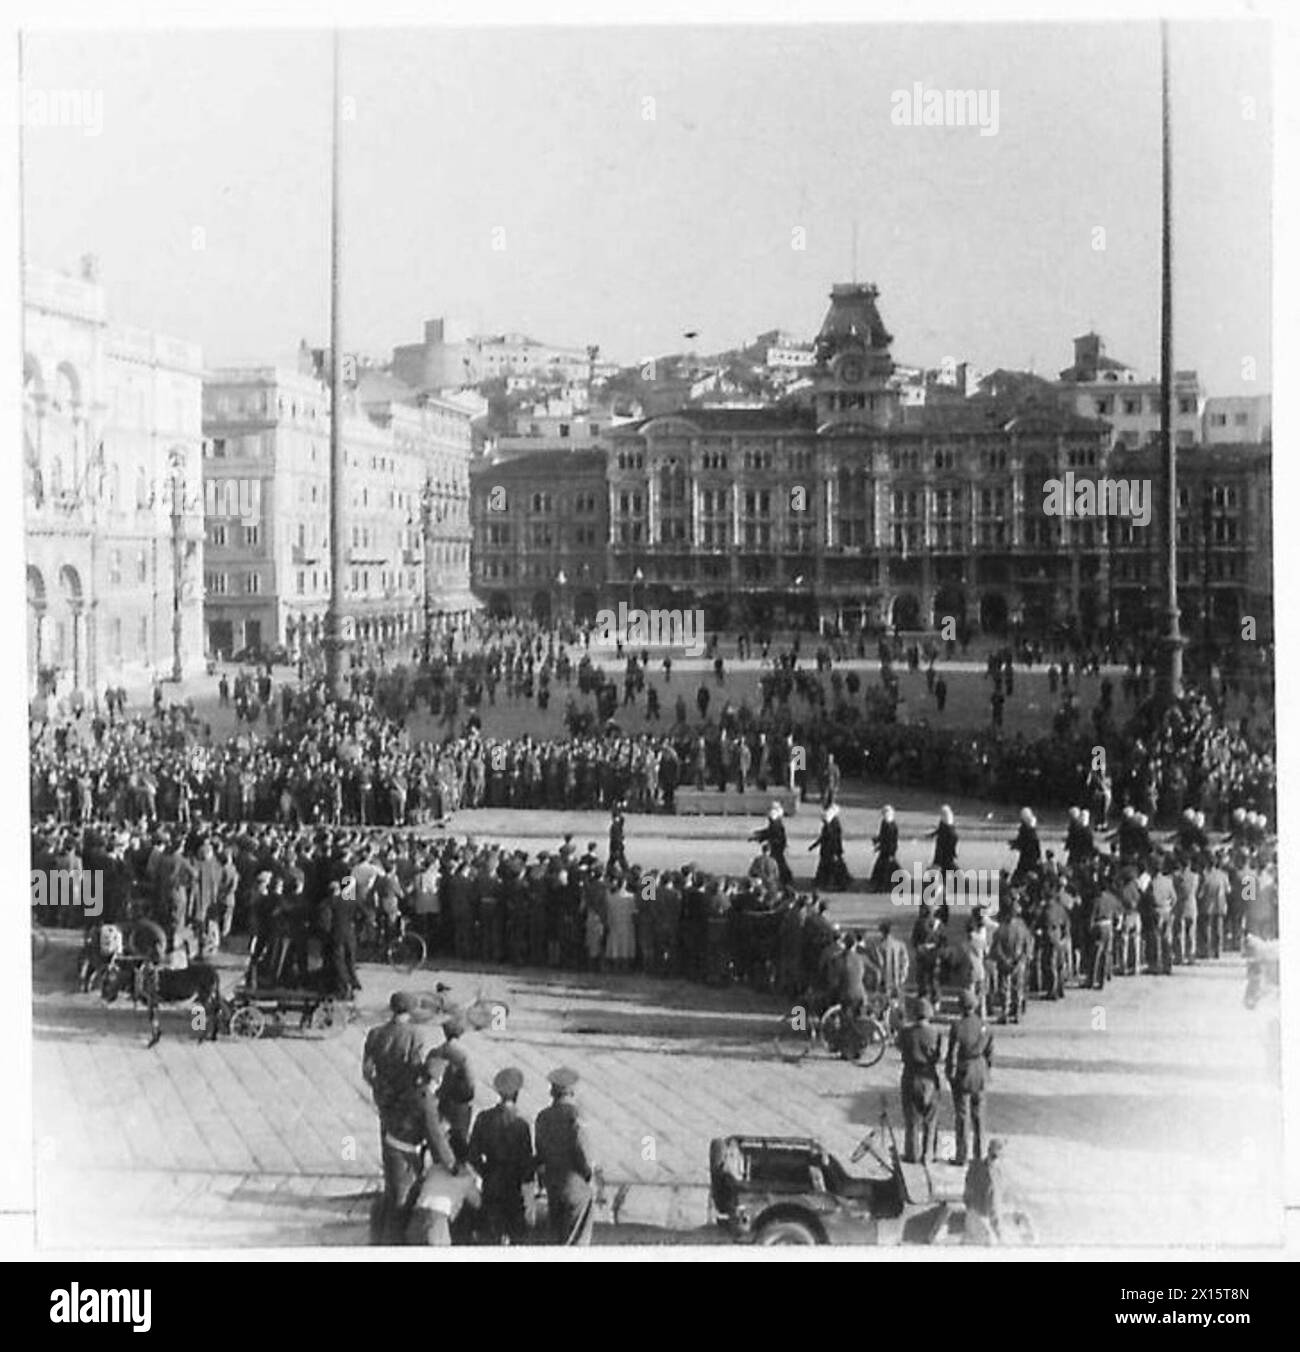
[
  {"x1": 417, "y1": 980, "x2": 511, "y2": 1032},
  {"x1": 774, "y1": 995, "x2": 894, "y2": 1068},
  {"x1": 356, "y1": 910, "x2": 427, "y2": 974}
]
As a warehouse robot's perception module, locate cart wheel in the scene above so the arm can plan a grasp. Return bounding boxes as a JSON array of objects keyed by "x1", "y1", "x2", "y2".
[
  {"x1": 308, "y1": 1001, "x2": 346, "y2": 1036},
  {"x1": 774, "y1": 1009, "x2": 813, "y2": 1063},
  {"x1": 465, "y1": 998, "x2": 509, "y2": 1032},
  {"x1": 385, "y1": 930, "x2": 426, "y2": 974},
  {"x1": 230, "y1": 1005, "x2": 267, "y2": 1039}
]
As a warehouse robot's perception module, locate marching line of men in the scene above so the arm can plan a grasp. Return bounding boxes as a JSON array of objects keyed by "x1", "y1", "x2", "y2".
[{"x1": 363, "y1": 992, "x2": 595, "y2": 1246}]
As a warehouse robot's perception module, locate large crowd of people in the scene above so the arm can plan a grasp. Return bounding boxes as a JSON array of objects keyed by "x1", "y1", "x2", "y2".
[{"x1": 28, "y1": 614, "x2": 1279, "y2": 1247}]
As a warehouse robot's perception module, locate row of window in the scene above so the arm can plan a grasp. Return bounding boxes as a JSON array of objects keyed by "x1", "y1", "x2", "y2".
[
  {"x1": 476, "y1": 560, "x2": 597, "y2": 581},
  {"x1": 515, "y1": 492, "x2": 601, "y2": 515},
  {"x1": 1094, "y1": 395, "x2": 1198, "y2": 417}
]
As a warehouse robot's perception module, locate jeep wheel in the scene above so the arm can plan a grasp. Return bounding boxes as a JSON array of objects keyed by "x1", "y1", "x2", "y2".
[{"x1": 756, "y1": 1217, "x2": 821, "y2": 1245}]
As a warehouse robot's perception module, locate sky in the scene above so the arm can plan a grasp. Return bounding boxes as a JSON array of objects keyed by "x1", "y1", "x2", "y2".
[{"x1": 19, "y1": 21, "x2": 1272, "y2": 393}]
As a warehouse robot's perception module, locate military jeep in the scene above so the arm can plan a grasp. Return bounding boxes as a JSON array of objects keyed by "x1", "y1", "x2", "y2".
[{"x1": 708, "y1": 1120, "x2": 967, "y2": 1246}]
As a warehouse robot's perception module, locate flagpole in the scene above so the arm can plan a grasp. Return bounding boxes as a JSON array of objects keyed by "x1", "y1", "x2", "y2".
[
  {"x1": 1158, "y1": 18, "x2": 1184, "y2": 705},
  {"x1": 325, "y1": 28, "x2": 348, "y2": 698}
]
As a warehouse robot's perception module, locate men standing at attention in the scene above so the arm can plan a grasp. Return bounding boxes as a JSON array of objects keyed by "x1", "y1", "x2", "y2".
[
  {"x1": 946, "y1": 989, "x2": 994, "y2": 1167},
  {"x1": 1149, "y1": 855, "x2": 1177, "y2": 975},
  {"x1": 534, "y1": 1066, "x2": 595, "y2": 1245},
  {"x1": 1173, "y1": 852, "x2": 1200, "y2": 966},
  {"x1": 897, "y1": 998, "x2": 942, "y2": 1164},
  {"x1": 468, "y1": 1067, "x2": 535, "y2": 1245}
]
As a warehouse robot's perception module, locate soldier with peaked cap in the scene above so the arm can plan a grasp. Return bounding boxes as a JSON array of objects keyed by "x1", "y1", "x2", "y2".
[
  {"x1": 897, "y1": 998, "x2": 942, "y2": 1164},
  {"x1": 427, "y1": 1014, "x2": 475, "y2": 1164},
  {"x1": 468, "y1": 1066, "x2": 535, "y2": 1245},
  {"x1": 534, "y1": 1066, "x2": 594, "y2": 1245},
  {"x1": 946, "y1": 989, "x2": 994, "y2": 1166},
  {"x1": 363, "y1": 992, "x2": 436, "y2": 1245}
]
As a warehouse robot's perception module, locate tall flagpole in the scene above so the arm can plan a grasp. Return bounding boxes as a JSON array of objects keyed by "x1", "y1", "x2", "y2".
[
  {"x1": 325, "y1": 29, "x2": 348, "y2": 698},
  {"x1": 1158, "y1": 19, "x2": 1184, "y2": 705}
]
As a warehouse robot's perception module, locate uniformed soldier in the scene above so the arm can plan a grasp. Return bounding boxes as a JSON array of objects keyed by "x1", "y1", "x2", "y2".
[
  {"x1": 428, "y1": 1016, "x2": 475, "y2": 1163},
  {"x1": 897, "y1": 998, "x2": 943, "y2": 1164},
  {"x1": 962, "y1": 1137, "x2": 1009, "y2": 1245},
  {"x1": 397, "y1": 1066, "x2": 475, "y2": 1247},
  {"x1": 468, "y1": 1066, "x2": 535, "y2": 1245},
  {"x1": 989, "y1": 901, "x2": 1032, "y2": 1023},
  {"x1": 362, "y1": 992, "x2": 434, "y2": 1244},
  {"x1": 1038, "y1": 887, "x2": 1071, "y2": 1000},
  {"x1": 534, "y1": 1066, "x2": 595, "y2": 1245},
  {"x1": 946, "y1": 989, "x2": 994, "y2": 1166},
  {"x1": 911, "y1": 902, "x2": 944, "y2": 1004},
  {"x1": 1086, "y1": 881, "x2": 1123, "y2": 989}
]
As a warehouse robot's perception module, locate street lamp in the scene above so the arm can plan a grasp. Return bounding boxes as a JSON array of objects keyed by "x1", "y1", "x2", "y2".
[
  {"x1": 418, "y1": 474, "x2": 449, "y2": 666},
  {"x1": 166, "y1": 449, "x2": 194, "y2": 683}
]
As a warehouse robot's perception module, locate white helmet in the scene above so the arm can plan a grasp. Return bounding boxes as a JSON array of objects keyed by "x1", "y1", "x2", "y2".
[{"x1": 1020, "y1": 807, "x2": 1036, "y2": 826}]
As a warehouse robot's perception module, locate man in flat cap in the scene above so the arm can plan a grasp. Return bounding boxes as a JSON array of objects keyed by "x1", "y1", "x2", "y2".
[
  {"x1": 534, "y1": 1067, "x2": 594, "y2": 1245},
  {"x1": 468, "y1": 1066, "x2": 535, "y2": 1245}
]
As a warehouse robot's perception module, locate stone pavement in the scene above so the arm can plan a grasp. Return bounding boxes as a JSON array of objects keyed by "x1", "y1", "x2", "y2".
[{"x1": 32, "y1": 914, "x2": 1283, "y2": 1250}]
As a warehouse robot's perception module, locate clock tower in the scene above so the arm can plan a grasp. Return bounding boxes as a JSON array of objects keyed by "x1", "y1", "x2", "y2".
[{"x1": 808, "y1": 282, "x2": 900, "y2": 430}]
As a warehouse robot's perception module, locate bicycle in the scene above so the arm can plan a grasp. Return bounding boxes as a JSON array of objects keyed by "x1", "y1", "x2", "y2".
[
  {"x1": 774, "y1": 997, "x2": 892, "y2": 1067},
  {"x1": 417, "y1": 980, "x2": 511, "y2": 1032},
  {"x1": 356, "y1": 910, "x2": 428, "y2": 974}
]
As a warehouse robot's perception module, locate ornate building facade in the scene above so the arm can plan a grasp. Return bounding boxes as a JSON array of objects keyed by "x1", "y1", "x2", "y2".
[
  {"x1": 605, "y1": 282, "x2": 1116, "y2": 635},
  {"x1": 464, "y1": 281, "x2": 1271, "y2": 649},
  {"x1": 24, "y1": 260, "x2": 205, "y2": 698}
]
